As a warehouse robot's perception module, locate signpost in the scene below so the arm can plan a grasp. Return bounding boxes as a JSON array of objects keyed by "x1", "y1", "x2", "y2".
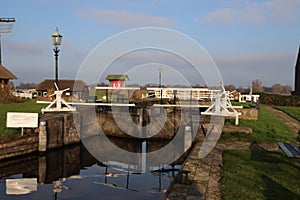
[{"x1": 6, "y1": 112, "x2": 38, "y2": 136}]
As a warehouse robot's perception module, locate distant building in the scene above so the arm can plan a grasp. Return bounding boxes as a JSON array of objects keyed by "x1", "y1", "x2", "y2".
[
  {"x1": 293, "y1": 46, "x2": 300, "y2": 96},
  {"x1": 35, "y1": 79, "x2": 87, "y2": 99},
  {"x1": 229, "y1": 90, "x2": 260, "y2": 103},
  {"x1": 13, "y1": 89, "x2": 37, "y2": 99},
  {"x1": 239, "y1": 94, "x2": 260, "y2": 103},
  {"x1": 105, "y1": 74, "x2": 129, "y2": 88},
  {"x1": 229, "y1": 91, "x2": 240, "y2": 101},
  {"x1": 0, "y1": 64, "x2": 17, "y2": 89},
  {"x1": 145, "y1": 87, "x2": 213, "y2": 101}
]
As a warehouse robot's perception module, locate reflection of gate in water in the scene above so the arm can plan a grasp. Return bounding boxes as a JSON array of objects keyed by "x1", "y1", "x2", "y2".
[
  {"x1": 0, "y1": 139, "x2": 182, "y2": 184},
  {"x1": 83, "y1": 124, "x2": 196, "y2": 173}
]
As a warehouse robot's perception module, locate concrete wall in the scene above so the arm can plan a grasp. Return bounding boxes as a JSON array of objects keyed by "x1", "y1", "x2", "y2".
[
  {"x1": 97, "y1": 108, "x2": 182, "y2": 140},
  {"x1": 0, "y1": 106, "x2": 206, "y2": 160},
  {"x1": 0, "y1": 143, "x2": 98, "y2": 184},
  {"x1": 0, "y1": 135, "x2": 38, "y2": 160},
  {"x1": 238, "y1": 108, "x2": 258, "y2": 120},
  {"x1": 224, "y1": 108, "x2": 258, "y2": 124},
  {"x1": 39, "y1": 112, "x2": 81, "y2": 152},
  {"x1": 0, "y1": 112, "x2": 81, "y2": 160}
]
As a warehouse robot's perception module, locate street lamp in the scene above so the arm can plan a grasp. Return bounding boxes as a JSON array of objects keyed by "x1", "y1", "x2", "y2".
[
  {"x1": 158, "y1": 66, "x2": 163, "y2": 104},
  {"x1": 0, "y1": 17, "x2": 16, "y2": 65},
  {"x1": 51, "y1": 27, "x2": 62, "y2": 87}
]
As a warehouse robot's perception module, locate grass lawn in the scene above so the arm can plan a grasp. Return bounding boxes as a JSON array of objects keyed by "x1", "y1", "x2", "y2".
[
  {"x1": 222, "y1": 150, "x2": 300, "y2": 200},
  {"x1": 231, "y1": 101, "x2": 252, "y2": 108},
  {"x1": 0, "y1": 100, "x2": 45, "y2": 136},
  {"x1": 221, "y1": 107, "x2": 298, "y2": 143},
  {"x1": 274, "y1": 106, "x2": 300, "y2": 121}
]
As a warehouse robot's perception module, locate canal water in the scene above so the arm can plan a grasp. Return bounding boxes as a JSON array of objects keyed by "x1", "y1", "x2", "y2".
[{"x1": 0, "y1": 140, "x2": 181, "y2": 200}]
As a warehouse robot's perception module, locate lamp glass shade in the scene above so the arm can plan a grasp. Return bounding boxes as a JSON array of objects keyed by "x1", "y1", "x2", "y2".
[{"x1": 51, "y1": 27, "x2": 62, "y2": 46}]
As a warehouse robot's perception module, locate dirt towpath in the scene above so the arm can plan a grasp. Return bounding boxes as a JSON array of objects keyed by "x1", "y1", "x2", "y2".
[{"x1": 264, "y1": 106, "x2": 300, "y2": 134}]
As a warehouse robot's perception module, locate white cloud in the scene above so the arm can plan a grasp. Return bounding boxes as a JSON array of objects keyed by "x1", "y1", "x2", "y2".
[
  {"x1": 77, "y1": 8, "x2": 175, "y2": 28},
  {"x1": 199, "y1": 0, "x2": 300, "y2": 25}
]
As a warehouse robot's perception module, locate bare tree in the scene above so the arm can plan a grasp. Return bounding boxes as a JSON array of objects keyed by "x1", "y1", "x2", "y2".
[
  {"x1": 272, "y1": 83, "x2": 283, "y2": 94},
  {"x1": 271, "y1": 83, "x2": 292, "y2": 94},
  {"x1": 282, "y1": 85, "x2": 292, "y2": 94},
  {"x1": 16, "y1": 82, "x2": 37, "y2": 89},
  {"x1": 237, "y1": 86, "x2": 249, "y2": 93},
  {"x1": 224, "y1": 84, "x2": 236, "y2": 91},
  {"x1": 252, "y1": 79, "x2": 263, "y2": 93}
]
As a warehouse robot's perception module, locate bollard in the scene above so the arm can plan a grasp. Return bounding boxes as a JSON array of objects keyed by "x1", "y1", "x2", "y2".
[
  {"x1": 184, "y1": 126, "x2": 192, "y2": 152},
  {"x1": 178, "y1": 170, "x2": 191, "y2": 184},
  {"x1": 39, "y1": 121, "x2": 47, "y2": 152}
]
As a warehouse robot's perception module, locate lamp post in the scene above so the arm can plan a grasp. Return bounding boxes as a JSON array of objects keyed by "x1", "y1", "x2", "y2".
[
  {"x1": 0, "y1": 17, "x2": 16, "y2": 65},
  {"x1": 51, "y1": 27, "x2": 62, "y2": 87},
  {"x1": 158, "y1": 66, "x2": 163, "y2": 104}
]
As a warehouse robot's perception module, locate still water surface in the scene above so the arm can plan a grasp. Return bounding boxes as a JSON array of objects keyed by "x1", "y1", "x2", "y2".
[{"x1": 0, "y1": 141, "x2": 180, "y2": 200}]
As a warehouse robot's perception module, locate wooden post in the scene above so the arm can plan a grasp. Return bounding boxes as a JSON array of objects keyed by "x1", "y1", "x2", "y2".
[
  {"x1": 38, "y1": 155, "x2": 46, "y2": 183},
  {"x1": 137, "y1": 108, "x2": 143, "y2": 137},
  {"x1": 106, "y1": 89, "x2": 109, "y2": 103},
  {"x1": 63, "y1": 114, "x2": 68, "y2": 145},
  {"x1": 39, "y1": 121, "x2": 47, "y2": 152},
  {"x1": 235, "y1": 114, "x2": 239, "y2": 125}
]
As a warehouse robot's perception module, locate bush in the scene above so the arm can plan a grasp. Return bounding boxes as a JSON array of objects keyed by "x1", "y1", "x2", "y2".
[
  {"x1": 0, "y1": 86, "x2": 23, "y2": 104},
  {"x1": 259, "y1": 92, "x2": 300, "y2": 106}
]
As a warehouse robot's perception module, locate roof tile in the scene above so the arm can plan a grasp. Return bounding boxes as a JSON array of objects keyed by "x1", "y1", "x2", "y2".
[{"x1": 36, "y1": 79, "x2": 87, "y2": 91}]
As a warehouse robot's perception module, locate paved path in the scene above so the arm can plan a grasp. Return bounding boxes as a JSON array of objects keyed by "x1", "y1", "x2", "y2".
[{"x1": 165, "y1": 105, "x2": 298, "y2": 200}]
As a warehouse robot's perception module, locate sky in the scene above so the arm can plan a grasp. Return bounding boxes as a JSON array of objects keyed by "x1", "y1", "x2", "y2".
[{"x1": 1, "y1": 0, "x2": 299, "y2": 88}]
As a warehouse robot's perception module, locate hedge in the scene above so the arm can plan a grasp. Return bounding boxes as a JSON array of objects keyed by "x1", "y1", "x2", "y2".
[{"x1": 259, "y1": 92, "x2": 300, "y2": 106}]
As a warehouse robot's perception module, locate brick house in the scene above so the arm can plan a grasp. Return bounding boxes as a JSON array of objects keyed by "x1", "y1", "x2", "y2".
[{"x1": 35, "y1": 79, "x2": 87, "y2": 100}]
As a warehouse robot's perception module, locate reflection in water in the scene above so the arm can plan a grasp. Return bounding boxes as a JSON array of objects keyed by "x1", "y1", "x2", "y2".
[
  {"x1": 142, "y1": 140, "x2": 146, "y2": 172},
  {"x1": 78, "y1": 105, "x2": 200, "y2": 173},
  {"x1": 0, "y1": 138, "x2": 181, "y2": 200},
  {"x1": 6, "y1": 178, "x2": 37, "y2": 195}
]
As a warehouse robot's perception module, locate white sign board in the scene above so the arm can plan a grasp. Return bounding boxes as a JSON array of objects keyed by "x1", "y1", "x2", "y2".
[{"x1": 6, "y1": 112, "x2": 38, "y2": 128}]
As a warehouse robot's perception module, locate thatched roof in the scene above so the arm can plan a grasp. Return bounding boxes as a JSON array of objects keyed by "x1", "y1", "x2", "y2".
[
  {"x1": 0, "y1": 64, "x2": 17, "y2": 79},
  {"x1": 36, "y1": 79, "x2": 87, "y2": 91}
]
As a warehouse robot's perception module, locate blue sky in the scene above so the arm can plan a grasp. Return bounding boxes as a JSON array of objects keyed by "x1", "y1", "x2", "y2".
[{"x1": 1, "y1": 0, "x2": 299, "y2": 88}]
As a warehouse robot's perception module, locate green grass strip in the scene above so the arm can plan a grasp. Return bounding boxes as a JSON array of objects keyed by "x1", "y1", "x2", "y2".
[
  {"x1": 221, "y1": 107, "x2": 298, "y2": 143},
  {"x1": 274, "y1": 106, "x2": 300, "y2": 122},
  {"x1": 222, "y1": 150, "x2": 300, "y2": 200},
  {"x1": 0, "y1": 100, "x2": 45, "y2": 136}
]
